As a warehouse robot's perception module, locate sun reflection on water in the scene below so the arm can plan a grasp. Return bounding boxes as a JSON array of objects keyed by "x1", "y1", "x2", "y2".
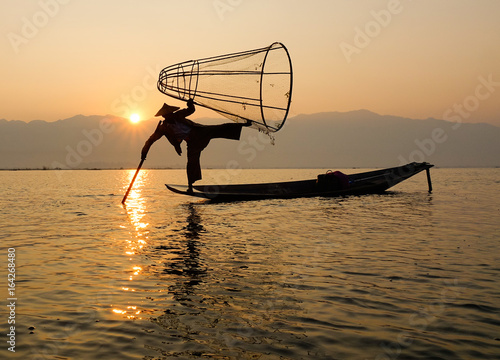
[{"x1": 114, "y1": 169, "x2": 151, "y2": 319}]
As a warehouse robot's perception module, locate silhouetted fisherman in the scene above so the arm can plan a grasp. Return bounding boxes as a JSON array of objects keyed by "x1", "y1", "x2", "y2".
[{"x1": 141, "y1": 99, "x2": 251, "y2": 192}]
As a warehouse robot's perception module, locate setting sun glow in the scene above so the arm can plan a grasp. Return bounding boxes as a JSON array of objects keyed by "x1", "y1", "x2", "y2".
[{"x1": 130, "y1": 113, "x2": 140, "y2": 123}]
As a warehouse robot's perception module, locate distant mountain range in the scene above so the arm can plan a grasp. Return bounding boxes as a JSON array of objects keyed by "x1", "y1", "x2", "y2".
[{"x1": 1, "y1": 110, "x2": 498, "y2": 169}]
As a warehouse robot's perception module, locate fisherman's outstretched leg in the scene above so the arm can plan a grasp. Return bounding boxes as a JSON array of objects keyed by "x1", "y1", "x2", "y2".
[
  {"x1": 205, "y1": 123, "x2": 244, "y2": 140},
  {"x1": 185, "y1": 123, "x2": 245, "y2": 192}
]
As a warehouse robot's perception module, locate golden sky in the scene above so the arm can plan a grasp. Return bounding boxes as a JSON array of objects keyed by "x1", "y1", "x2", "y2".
[{"x1": 1, "y1": 0, "x2": 499, "y2": 125}]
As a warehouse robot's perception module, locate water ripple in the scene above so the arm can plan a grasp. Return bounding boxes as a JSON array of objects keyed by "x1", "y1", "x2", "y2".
[{"x1": 1, "y1": 169, "x2": 499, "y2": 359}]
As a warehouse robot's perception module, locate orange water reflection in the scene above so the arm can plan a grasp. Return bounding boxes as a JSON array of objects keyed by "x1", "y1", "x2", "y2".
[{"x1": 114, "y1": 169, "x2": 150, "y2": 319}]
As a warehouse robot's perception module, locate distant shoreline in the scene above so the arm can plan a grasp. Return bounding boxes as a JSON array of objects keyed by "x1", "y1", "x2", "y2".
[
  {"x1": 2, "y1": 112, "x2": 499, "y2": 168},
  {"x1": 0, "y1": 167, "x2": 180, "y2": 171},
  {"x1": 1, "y1": 166, "x2": 498, "y2": 171}
]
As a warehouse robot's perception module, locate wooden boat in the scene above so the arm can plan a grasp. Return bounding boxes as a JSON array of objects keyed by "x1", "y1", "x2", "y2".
[{"x1": 166, "y1": 162, "x2": 433, "y2": 202}]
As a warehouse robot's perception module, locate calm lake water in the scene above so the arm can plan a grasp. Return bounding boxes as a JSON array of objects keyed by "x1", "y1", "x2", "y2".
[{"x1": 1, "y1": 168, "x2": 499, "y2": 360}]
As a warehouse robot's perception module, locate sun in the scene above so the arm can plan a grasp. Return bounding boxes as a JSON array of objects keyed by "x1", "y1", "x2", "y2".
[{"x1": 130, "y1": 113, "x2": 141, "y2": 124}]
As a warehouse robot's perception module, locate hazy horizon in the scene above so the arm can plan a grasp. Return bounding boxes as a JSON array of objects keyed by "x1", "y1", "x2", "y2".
[
  {"x1": 2, "y1": 107, "x2": 500, "y2": 128},
  {"x1": 1, "y1": 0, "x2": 499, "y2": 127},
  {"x1": 2, "y1": 110, "x2": 498, "y2": 170}
]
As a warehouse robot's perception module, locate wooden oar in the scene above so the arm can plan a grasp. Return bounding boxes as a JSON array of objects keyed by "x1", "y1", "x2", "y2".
[
  {"x1": 121, "y1": 159, "x2": 145, "y2": 205},
  {"x1": 426, "y1": 167, "x2": 433, "y2": 193}
]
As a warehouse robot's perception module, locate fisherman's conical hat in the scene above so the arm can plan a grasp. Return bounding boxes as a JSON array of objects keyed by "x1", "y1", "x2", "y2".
[{"x1": 155, "y1": 103, "x2": 180, "y2": 117}]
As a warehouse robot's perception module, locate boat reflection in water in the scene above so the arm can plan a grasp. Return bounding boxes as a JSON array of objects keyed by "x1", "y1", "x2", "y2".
[
  {"x1": 146, "y1": 202, "x2": 228, "y2": 355},
  {"x1": 162, "y1": 203, "x2": 207, "y2": 300},
  {"x1": 145, "y1": 200, "x2": 307, "y2": 358}
]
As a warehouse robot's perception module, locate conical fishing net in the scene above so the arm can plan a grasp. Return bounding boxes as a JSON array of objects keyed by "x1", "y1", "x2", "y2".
[{"x1": 157, "y1": 42, "x2": 293, "y2": 133}]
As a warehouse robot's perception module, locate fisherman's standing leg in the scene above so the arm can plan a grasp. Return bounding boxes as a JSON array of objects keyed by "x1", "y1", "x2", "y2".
[
  {"x1": 186, "y1": 135, "x2": 210, "y2": 192},
  {"x1": 186, "y1": 149, "x2": 202, "y2": 192}
]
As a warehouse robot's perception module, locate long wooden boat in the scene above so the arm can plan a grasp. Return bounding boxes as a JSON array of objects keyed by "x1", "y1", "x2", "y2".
[{"x1": 166, "y1": 162, "x2": 433, "y2": 202}]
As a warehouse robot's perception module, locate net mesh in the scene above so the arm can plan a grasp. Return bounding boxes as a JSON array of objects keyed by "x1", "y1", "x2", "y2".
[{"x1": 157, "y1": 42, "x2": 293, "y2": 133}]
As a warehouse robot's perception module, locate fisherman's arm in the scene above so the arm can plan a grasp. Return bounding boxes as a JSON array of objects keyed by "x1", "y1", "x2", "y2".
[
  {"x1": 141, "y1": 121, "x2": 164, "y2": 160},
  {"x1": 141, "y1": 125, "x2": 183, "y2": 159},
  {"x1": 141, "y1": 132, "x2": 163, "y2": 160},
  {"x1": 173, "y1": 98, "x2": 195, "y2": 119}
]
